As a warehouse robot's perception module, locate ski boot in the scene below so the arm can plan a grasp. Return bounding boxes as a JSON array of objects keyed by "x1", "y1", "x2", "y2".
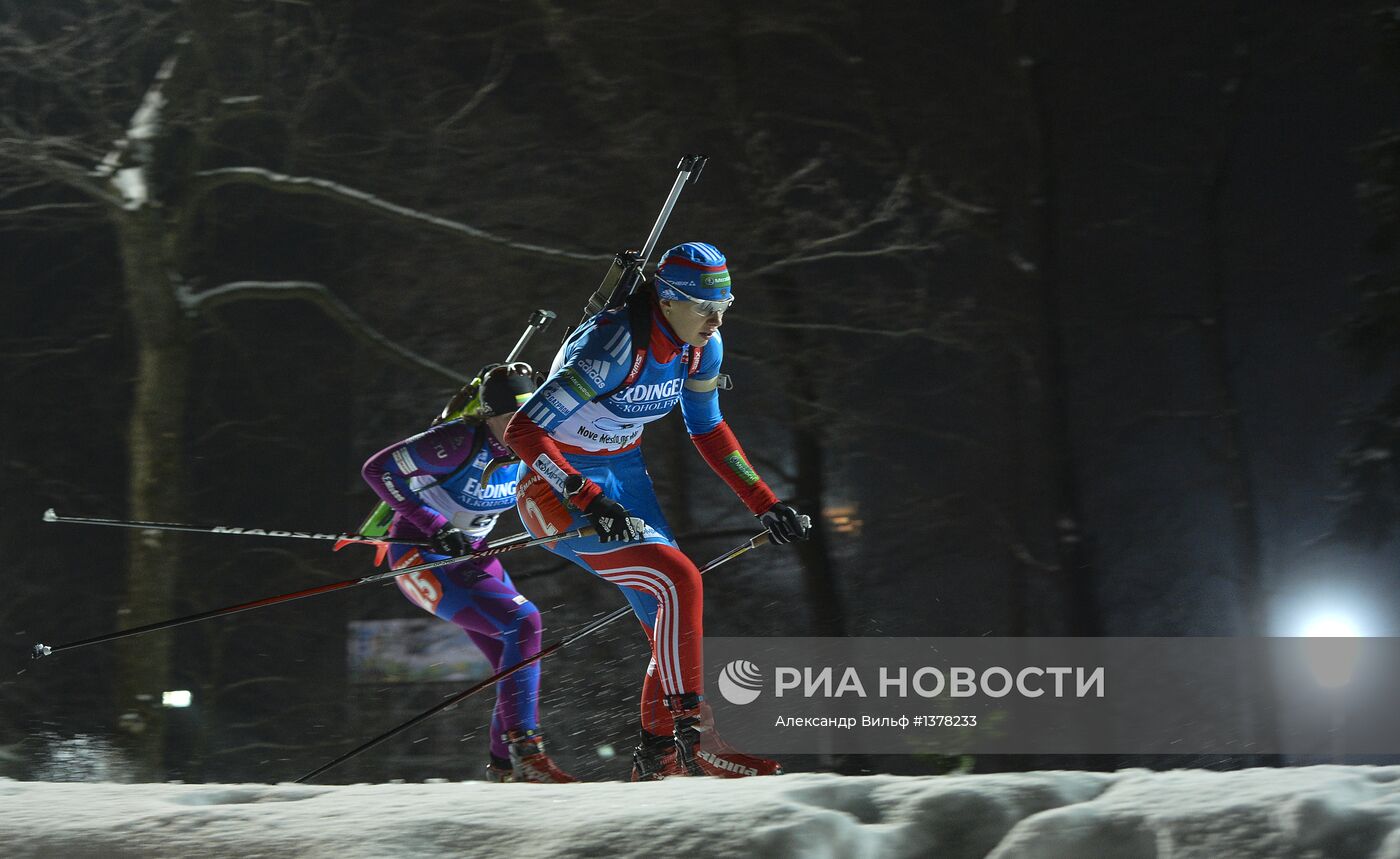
[
  {"x1": 485, "y1": 754, "x2": 514, "y2": 783},
  {"x1": 630, "y1": 730, "x2": 682, "y2": 781},
  {"x1": 668, "y1": 693, "x2": 783, "y2": 778},
  {"x1": 505, "y1": 728, "x2": 577, "y2": 783}
]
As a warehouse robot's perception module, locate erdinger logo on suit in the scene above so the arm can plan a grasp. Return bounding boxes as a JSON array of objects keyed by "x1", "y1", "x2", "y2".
[
  {"x1": 717, "y1": 659, "x2": 764, "y2": 705},
  {"x1": 617, "y1": 378, "x2": 684, "y2": 403}
]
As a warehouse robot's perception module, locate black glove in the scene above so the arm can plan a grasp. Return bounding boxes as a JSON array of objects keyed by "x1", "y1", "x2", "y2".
[
  {"x1": 584, "y1": 495, "x2": 645, "y2": 543},
  {"x1": 429, "y1": 525, "x2": 472, "y2": 557},
  {"x1": 759, "y1": 502, "x2": 809, "y2": 545}
]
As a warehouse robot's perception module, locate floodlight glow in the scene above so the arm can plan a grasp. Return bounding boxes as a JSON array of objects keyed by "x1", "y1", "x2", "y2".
[
  {"x1": 1298, "y1": 614, "x2": 1365, "y2": 689},
  {"x1": 161, "y1": 690, "x2": 192, "y2": 708},
  {"x1": 1301, "y1": 614, "x2": 1361, "y2": 638}
]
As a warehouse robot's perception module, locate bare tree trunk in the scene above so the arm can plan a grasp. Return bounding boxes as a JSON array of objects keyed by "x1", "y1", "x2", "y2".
[
  {"x1": 1199, "y1": 9, "x2": 1279, "y2": 758},
  {"x1": 114, "y1": 209, "x2": 189, "y2": 777},
  {"x1": 791, "y1": 421, "x2": 845, "y2": 636},
  {"x1": 1202, "y1": 9, "x2": 1269, "y2": 639},
  {"x1": 715, "y1": 1, "x2": 849, "y2": 638},
  {"x1": 779, "y1": 321, "x2": 846, "y2": 636},
  {"x1": 995, "y1": 2, "x2": 1104, "y2": 638},
  {"x1": 1005, "y1": 362, "x2": 1032, "y2": 637},
  {"x1": 1020, "y1": 52, "x2": 1103, "y2": 637}
]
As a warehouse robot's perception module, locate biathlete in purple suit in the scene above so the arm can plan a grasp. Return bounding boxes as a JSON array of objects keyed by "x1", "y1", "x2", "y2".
[{"x1": 360, "y1": 363, "x2": 574, "y2": 783}]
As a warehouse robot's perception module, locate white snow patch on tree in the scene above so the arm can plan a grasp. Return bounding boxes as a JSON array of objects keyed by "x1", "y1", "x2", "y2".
[{"x1": 97, "y1": 53, "x2": 177, "y2": 209}]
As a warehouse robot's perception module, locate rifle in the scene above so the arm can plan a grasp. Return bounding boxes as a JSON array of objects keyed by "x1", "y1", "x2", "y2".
[{"x1": 575, "y1": 154, "x2": 708, "y2": 327}]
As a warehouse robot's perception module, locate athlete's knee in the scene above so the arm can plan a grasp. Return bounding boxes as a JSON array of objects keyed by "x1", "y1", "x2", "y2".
[
  {"x1": 588, "y1": 543, "x2": 702, "y2": 617},
  {"x1": 505, "y1": 600, "x2": 542, "y2": 650},
  {"x1": 651, "y1": 545, "x2": 703, "y2": 596}
]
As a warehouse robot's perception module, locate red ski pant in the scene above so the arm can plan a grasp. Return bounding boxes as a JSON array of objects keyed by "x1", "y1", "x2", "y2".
[
  {"x1": 584, "y1": 542, "x2": 703, "y2": 734},
  {"x1": 517, "y1": 466, "x2": 703, "y2": 734}
]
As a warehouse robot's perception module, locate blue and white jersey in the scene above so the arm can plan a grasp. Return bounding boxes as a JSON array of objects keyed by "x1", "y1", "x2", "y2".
[
  {"x1": 362, "y1": 421, "x2": 522, "y2": 540},
  {"x1": 520, "y1": 304, "x2": 724, "y2": 456}
]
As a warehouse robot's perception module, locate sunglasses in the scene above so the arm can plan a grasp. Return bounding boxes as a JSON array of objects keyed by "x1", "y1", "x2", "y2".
[{"x1": 654, "y1": 274, "x2": 735, "y2": 317}]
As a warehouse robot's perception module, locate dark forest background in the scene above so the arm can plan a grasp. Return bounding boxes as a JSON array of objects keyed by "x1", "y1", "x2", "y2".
[{"x1": 2, "y1": 0, "x2": 1400, "y2": 783}]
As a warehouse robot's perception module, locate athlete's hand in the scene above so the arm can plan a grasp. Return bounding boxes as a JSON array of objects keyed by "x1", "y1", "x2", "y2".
[
  {"x1": 585, "y1": 495, "x2": 646, "y2": 543},
  {"x1": 429, "y1": 525, "x2": 472, "y2": 557},
  {"x1": 759, "y1": 502, "x2": 810, "y2": 545}
]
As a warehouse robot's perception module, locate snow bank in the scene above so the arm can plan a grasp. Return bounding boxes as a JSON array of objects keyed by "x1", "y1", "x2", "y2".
[{"x1": 4, "y1": 766, "x2": 1400, "y2": 858}]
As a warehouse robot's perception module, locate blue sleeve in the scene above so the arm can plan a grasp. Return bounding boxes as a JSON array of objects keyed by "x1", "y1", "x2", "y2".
[
  {"x1": 679, "y1": 330, "x2": 724, "y2": 434},
  {"x1": 520, "y1": 314, "x2": 633, "y2": 431}
]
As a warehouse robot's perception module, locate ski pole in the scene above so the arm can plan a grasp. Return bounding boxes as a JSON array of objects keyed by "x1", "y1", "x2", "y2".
[
  {"x1": 577, "y1": 154, "x2": 707, "y2": 326},
  {"x1": 295, "y1": 520, "x2": 795, "y2": 784},
  {"x1": 29, "y1": 527, "x2": 592, "y2": 661},
  {"x1": 41, "y1": 508, "x2": 426, "y2": 547}
]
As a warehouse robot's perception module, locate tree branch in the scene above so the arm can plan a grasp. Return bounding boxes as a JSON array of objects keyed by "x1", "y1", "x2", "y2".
[
  {"x1": 749, "y1": 241, "x2": 947, "y2": 278},
  {"x1": 0, "y1": 129, "x2": 123, "y2": 207},
  {"x1": 437, "y1": 40, "x2": 512, "y2": 132},
  {"x1": 179, "y1": 280, "x2": 470, "y2": 384},
  {"x1": 739, "y1": 317, "x2": 936, "y2": 338},
  {"x1": 191, "y1": 167, "x2": 608, "y2": 263},
  {"x1": 0, "y1": 201, "x2": 103, "y2": 225}
]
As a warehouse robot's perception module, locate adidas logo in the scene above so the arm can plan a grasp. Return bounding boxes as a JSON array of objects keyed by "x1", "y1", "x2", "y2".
[{"x1": 697, "y1": 750, "x2": 758, "y2": 777}]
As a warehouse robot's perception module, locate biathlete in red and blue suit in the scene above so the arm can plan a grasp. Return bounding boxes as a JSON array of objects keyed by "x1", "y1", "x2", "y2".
[
  {"x1": 361, "y1": 364, "x2": 575, "y2": 783},
  {"x1": 505, "y1": 241, "x2": 811, "y2": 780}
]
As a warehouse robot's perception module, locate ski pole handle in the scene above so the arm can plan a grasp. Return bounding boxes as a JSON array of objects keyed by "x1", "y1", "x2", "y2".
[
  {"x1": 41, "y1": 509, "x2": 425, "y2": 546},
  {"x1": 504, "y1": 308, "x2": 556, "y2": 364}
]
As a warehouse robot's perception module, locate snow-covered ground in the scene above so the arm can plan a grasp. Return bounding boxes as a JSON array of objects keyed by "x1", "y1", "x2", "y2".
[{"x1": 4, "y1": 766, "x2": 1400, "y2": 858}]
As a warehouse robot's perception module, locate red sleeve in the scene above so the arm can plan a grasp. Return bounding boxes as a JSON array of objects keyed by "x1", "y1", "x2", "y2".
[
  {"x1": 504, "y1": 411, "x2": 603, "y2": 510},
  {"x1": 690, "y1": 421, "x2": 780, "y2": 515}
]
